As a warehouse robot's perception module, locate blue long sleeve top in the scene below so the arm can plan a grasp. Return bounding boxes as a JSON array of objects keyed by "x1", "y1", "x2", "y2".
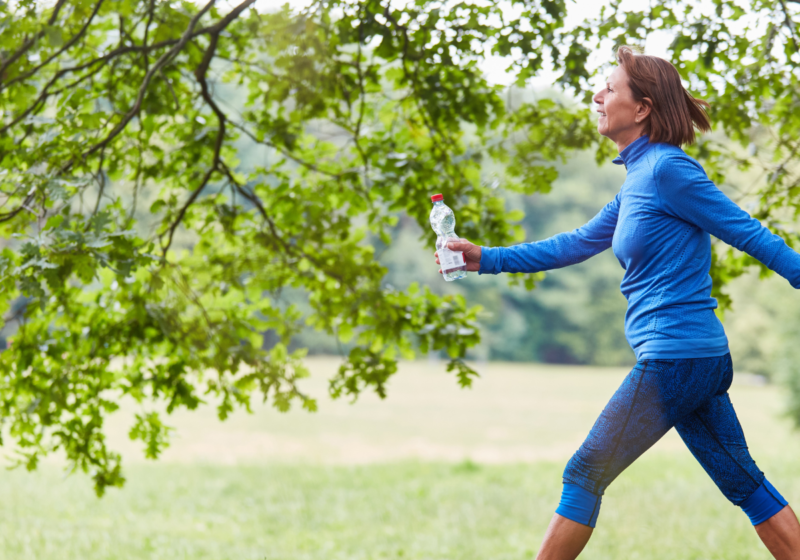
[{"x1": 480, "y1": 135, "x2": 800, "y2": 361}]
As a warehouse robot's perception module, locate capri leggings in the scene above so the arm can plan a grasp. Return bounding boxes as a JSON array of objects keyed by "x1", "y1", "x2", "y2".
[{"x1": 557, "y1": 353, "x2": 788, "y2": 528}]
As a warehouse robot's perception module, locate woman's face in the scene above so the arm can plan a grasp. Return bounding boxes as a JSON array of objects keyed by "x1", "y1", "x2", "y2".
[{"x1": 592, "y1": 65, "x2": 648, "y2": 150}]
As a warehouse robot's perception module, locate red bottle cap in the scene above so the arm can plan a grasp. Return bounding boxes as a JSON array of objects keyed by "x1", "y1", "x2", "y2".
[{"x1": 431, "y1": 194, "x2": 444, "y2": 202}]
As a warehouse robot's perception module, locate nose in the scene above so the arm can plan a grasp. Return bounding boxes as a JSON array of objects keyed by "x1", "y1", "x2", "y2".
[{"x1": 592, "y1": 89, "x2": 604, "y2": 105}]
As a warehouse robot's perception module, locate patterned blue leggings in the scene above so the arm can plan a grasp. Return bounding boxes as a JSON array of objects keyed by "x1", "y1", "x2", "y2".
[{"x1": 557, "y1": 354, "x2": 788, "y2": 528}]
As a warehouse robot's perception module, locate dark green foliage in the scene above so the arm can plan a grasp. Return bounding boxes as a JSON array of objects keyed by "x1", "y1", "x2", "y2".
[{"x1": 0, "y1": 0, "x2": 602, "y2": 493}]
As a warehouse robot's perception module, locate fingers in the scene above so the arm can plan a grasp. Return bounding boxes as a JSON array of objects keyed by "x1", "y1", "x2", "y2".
[
  {"x1": 446, "y1": 240, "x2": 473, "y2": 253},
  {"x1": 436, "y1": 241, "x2": 481, "y2": 273},
  {"x1": 446, "y1": 241, "x2": 481, "y2": 266}
]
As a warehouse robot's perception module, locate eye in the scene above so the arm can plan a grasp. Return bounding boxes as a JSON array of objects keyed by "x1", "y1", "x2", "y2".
[{"x1": 607, "y1": 87, "x2": 612, "y2": 92}]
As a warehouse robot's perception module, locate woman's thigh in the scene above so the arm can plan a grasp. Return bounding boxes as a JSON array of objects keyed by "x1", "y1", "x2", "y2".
[
  {"x1": 674, "y1": 390, "x2": 764, "y2": 504},
  {"x1": 564, "y1": 355, "x2": 730, "y2": 495}
]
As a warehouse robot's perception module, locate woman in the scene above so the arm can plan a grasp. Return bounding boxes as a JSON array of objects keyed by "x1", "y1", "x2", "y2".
[{"x1": 438, "y1": 46, "x2": 800, "y2": 559}]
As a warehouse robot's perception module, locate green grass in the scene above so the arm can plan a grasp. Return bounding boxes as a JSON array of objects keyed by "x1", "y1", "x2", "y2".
[
  {"x1": 1, "y1": 358, "x2": 797, "y2": 559},
  {"x1": 0, "y1": 456, "x2": 794, "y2": 559}
]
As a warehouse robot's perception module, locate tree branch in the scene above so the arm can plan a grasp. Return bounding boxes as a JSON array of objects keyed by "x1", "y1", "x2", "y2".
[
  {"x1": 228, "y1": 120, "x2": 345, "y2": 178},
  {"x1": 0, "y1": 1, "x2": 254, "y2": 138},
  {"x1": 0, "y1": 1, "x2": 257, "y2": 225},
  {"x1": 1, "y1": 0, "x2": 106, "y2": 92},
  {"x1": 218, "y1": 160, "x2": 353, "y2": 289},
  {"x1": 161, "y1": 167, "x2": 217, "y2": 254},
  {"x1": 195, "y1": 31, "x2": 227, "y2": 164},
  {"x1": 779, "y1": 0, "x2": 800, "y2": 55},
  {"x1": 159, "y1": 69, "x2": 181, "y2": 111},
  {"x1": 66, "y1": 0, "x2": 221, "y2": 171},
  {"x1": 0, "y1": 0, "x2": 69, "y2": 81},
  {"x1": 90, "y1": 150, "x2": 107, "y2": 220},
  {"x1": 142, "y1": 0, "x2": 157, "y2": 76},
  {"x1": 161, "y1": 0, "x2": 258, "y2": 254}
]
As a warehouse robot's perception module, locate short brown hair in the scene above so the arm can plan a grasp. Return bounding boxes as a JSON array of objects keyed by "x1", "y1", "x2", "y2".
[{"x1": 616, "y1": 46, "x2": 711, "y2": 146}]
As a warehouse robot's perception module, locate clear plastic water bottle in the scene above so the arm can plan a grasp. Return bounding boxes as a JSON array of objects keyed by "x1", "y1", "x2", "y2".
[{"x1": 430, "y1": 194, "x2": 467, "y2": 281}]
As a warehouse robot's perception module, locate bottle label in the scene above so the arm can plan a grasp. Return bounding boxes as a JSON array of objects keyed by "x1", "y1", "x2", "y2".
[{"x1": 440, "y1": 247, "x2": 465, "y2": 271}]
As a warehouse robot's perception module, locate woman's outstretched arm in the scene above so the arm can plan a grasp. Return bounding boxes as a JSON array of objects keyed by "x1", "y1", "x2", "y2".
[
  {"x1": 466, "y1": 194, "x2": 621, "y2": 275},
  {"x1": 655, "y1": 153, "x2": 800, "y2": 288}
]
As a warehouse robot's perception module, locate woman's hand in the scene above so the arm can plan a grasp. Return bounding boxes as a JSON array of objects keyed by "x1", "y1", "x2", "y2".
[{"x1": 434, "y1": 240, "x2": 482, "y2": 273}]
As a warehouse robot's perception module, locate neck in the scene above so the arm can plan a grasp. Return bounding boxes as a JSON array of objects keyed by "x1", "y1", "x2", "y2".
[{"x1": 614, "y1": 128, "x2": 647, "y2": 153}]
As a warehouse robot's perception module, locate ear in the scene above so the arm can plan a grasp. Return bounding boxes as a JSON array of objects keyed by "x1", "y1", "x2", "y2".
[{"x1": 636, "y1": 97, "x2": 653, "y2": 123}]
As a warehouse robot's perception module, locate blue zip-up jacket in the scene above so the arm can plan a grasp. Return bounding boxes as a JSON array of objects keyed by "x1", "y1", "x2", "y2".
[{"x1": 480, "y1": 135, "x2": 800, "y2": 360}]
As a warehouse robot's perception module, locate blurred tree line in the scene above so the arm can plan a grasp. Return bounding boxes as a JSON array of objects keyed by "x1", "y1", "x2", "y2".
[
  {"x1": 299, "y1": 143, "x2": 635, "y2": 367},
  {"x1": 386, "y1": 148, "x2": 635, "y2": 367},
  {"x1": 303, "y1": 139, "x2": 800, "y2": 378}
]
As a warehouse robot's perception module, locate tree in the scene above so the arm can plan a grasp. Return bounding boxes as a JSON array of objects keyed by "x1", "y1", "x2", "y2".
[{"x1": 0, "y1": 0, "x2": 605, "y2": 494}]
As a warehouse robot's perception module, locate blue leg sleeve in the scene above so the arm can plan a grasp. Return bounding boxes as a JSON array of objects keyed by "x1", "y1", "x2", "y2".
[
  {"x1": 740, "y1": 479, "x2": 788, "y2": 526},
  {"x1": 555, "y1": 483, "x2": 602, "y2": 528}
]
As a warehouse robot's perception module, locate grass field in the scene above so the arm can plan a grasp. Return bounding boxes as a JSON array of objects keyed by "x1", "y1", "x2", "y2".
[{"x1": 3, "y1": 357, "x2": 798, "y2": 559}]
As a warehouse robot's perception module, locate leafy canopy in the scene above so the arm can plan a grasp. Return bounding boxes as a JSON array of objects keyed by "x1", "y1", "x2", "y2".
[
  {"x1": 1, "y1": 0, "x2": 798, "y2": 494},
  {"x1": 0, "y1": 0, "x2": 604, "y2": 494}
]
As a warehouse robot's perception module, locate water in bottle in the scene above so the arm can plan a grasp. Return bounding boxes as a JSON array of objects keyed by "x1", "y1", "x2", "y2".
[{"x1": 430, "y1": 194, "x2": 467, "y2": 281}]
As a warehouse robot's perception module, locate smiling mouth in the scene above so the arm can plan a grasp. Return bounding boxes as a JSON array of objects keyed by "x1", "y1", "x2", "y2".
[{"x1": 598, "y1": 111, "x2": 607, "y2": 117}]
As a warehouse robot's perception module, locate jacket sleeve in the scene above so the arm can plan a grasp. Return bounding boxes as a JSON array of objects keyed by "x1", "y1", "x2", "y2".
[
  {"x1": 654, "y1": 153, "x2": 800, "y2": 288},
  {"x1": 479, "y1": 193, "x2": 620, "y2": 275}
]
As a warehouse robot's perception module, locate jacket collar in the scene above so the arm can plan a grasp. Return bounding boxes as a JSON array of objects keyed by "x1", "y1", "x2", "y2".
[{"x1": 612, "y1": 135, "x2": 651, "y2": 168}]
